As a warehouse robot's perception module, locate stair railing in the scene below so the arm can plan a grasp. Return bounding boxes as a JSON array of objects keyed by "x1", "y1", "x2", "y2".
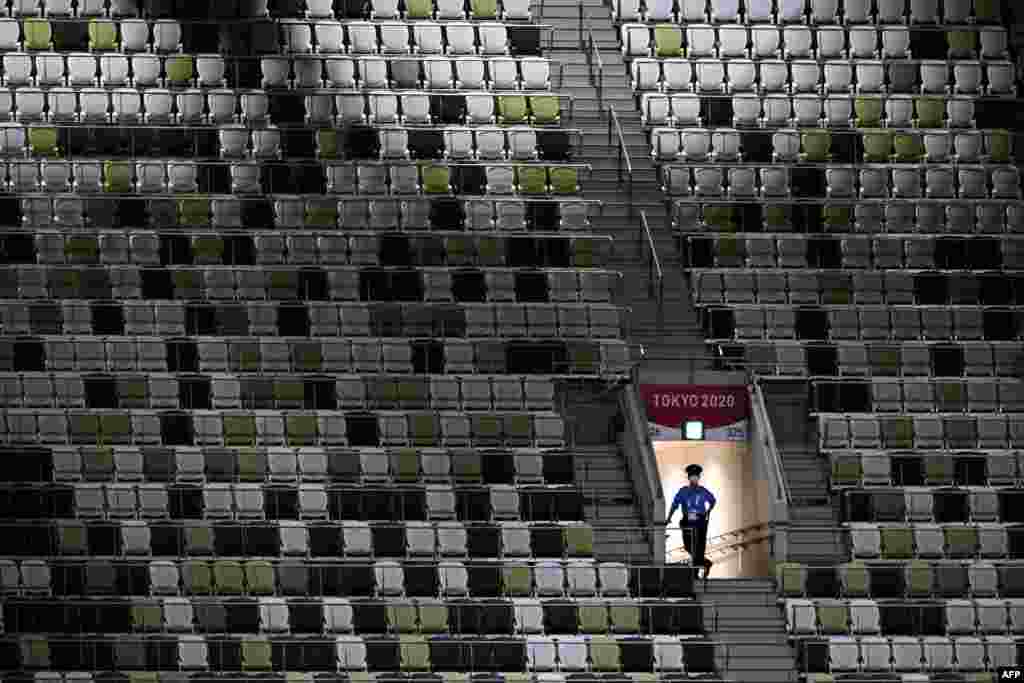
[
  {"x1": 607, "y1": 105, "x2": 631, "y2": 197},
  {"x1": 640, "y1": 209, "x2": 664, "y2": 305},
  {"x1": 584, "y1": 29, "x2": 605, "y2": 108}
]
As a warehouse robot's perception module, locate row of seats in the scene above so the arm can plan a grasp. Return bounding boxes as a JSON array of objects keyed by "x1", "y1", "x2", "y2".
[
  {"x1": 694, "y1": 271, "x2": 1024, "y2": 302},
  {"x1": 0, "y1": 54, "x2": 552, "y2": 91},
  {"x1": 798, "y1": 634, "x2": 1017, "y2": 673},
  {"x1": 0, "y1": 18, "x2": 523, "y2": 55},
  {"x1": 628, "y1": 56, "x2": 1016, "y2": 94},
  {"x1": 18, "y1": 232, "x2": 611, "y2": 267},
  {"x1": 0, "y1": 374, "x2": 562, "y2": 410},
  {"x1": 0, "y1": 522, "x2": 597, "y2": 560},
  {"x1": 3, "y1": 482, "x2": 581, "y2": 521},
  {"x1": 621, "y1": 23, "x2": 1010, "y2": 60},
  {"x1": 673, "y1": 199, "x2": 1024, "y2": 232},
  {"x1": 614, "y1": 0, "x2": 1006, "y2": 24},
  {"x1": 641, "y1": 93, "x2": 1015, "y2": 130},
  {"x1": 820, "y1": 414, "x2": 1024, "y2": 450},
  {"x1": 0, "y1": 198, "x2": 594, "y2": 231},
  {"x1": 786, "y1": 598, "x2": 1024, "y2": 636},
  {"x1": 846, "y1": 523, "x2": 1019, "y2": 560},
  {"x1": 1, "y1": 265, "x2": 617, "y2": 300},
  {"x1": 652, "y1": 127, "x2": 1012, "y2": 162},
  {"x1": 661, "y1": 164, "x2": 1022, "y2": 199},
  {"x1": 15, "y1": 445, "x2": 577, "y2": 484},
  {"x1": 813, "y1": 378, "x2": 1024, "y2": 413},
  {"x1": 734, "y1": 340, "x2": 1023, "y2": 377},
  {"x1": 0, "y1": 598, "x2": 705, "y2": 636},
  {"x1": 827, "y1": 452, "x2": 1024, "y2": 487},
  {"x1": 0, "y1": 92, "x2": 563, "y2": 128},
  {"x1": 840, "y1": 487, "x2": 1024, "y2": 524},
  {"x1": 0, "y1": 633, "x2": 721, "y2": 673},
  {"x1": 718, "y1": 306, "x2": 1023, "y2": 341},
  {"x1": 1, "y1": 409, "x2": 569, "y2": 447}
]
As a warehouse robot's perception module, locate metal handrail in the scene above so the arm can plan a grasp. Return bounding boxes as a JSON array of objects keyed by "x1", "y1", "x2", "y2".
[
  {"x1": 607, "y1": 105, "x2": 632, "y2": 195},
  {"x1": 754, "y1": 382, "x2": 793, "y2": 508},
  {"x1": 587, "y1": 30, "x2": 606, "y2": 109},
  {"x1": 639, "y1": 209, "x2": 664, "y2": 304}
]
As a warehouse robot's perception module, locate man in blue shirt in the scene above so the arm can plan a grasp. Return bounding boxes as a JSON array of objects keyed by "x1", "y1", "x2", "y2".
[{"x1": 666, "y1": 464, "x2": 717, "y2": 578}]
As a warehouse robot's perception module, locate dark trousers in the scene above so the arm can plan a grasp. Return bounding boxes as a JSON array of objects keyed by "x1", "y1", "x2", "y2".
[{"x1": 680, "y1": 518, "x2": 709, "y2": 568}]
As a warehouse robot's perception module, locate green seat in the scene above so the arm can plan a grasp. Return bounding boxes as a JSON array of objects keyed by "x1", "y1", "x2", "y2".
[
  {"x1": 128, "y1": 672, "x2": 158, "y2": 683},
  {"x1": 131, "y1": 602, "x2": 162, "y2": 631},
  {"x1": 823, "y1": 205, "x2": 851, "y2": 229},
  {"x1": 245, "y1": 560, "x2": 275, "y2": 595},
  {"x1": 825, "y1": 287, "x2": 850, "y2": 305},
  {"x1": 224, "y1": 415, "x2": 257, "y2": 447},
  {"x1": 502, "y1": 564, "x2": 531, "y2": 596},
  {"x1": 987, "y1": 129, "x2": 1011, "y2": 162},
  {"x1": 286, "y1": 415, "x2": 318, "y2": 447},
  {"x1": 801, "y1": 130, "x2": 831, "y2": 161},
  {"x1": 388, "y1": 602, "x2": 418, "y2": 633},
  {"x1": 549, "y1": 167, "x2": 578, "y2": 195},
  {"x1": 405, "y1": 0, "x2": 432, "y2": 18},
  {"x1": 305, "y1": 201, "x2": 338, "y2": 227},
  {"x1": 517, "y1": 165, "x2": 547, "y2": 194},
  {"x1": 816, "y1": 602, "x2": 849, "y2": 634},
  {"x1": 915, "y1": 97, "x2": 944, "y2": 128},
  {"x1": 166, "y1": 55, "x2": 194, "y2": 85},
  {"x1": 88, "y1": 19, "x2": 118, "y2": 50},
  {"x1": 975, "y1": 0, "x2": 1001, "y2": 21},
  {"x1": 237, "y1": 449, "x2": 266, "y2": 482},
  {"x1": 609, "y1": 604, "x2": 640, "y2": 633},
  {"x1": 945, "y1": 526, "x2": 978, "y2": 558},
  {"x1": 59, "y1": 521, "x2": 88, "y2": 554},
  {"x1": 718, "y1": 235, "x2": 739, "y2": 263},
  {"x1": 186, "y1": 524, "x2": 215, "y2": 554},
  {"x1": 21, "y1": 637, "x2": 50, "y2": 668},
  {"x1": 841, "y1": 561, "x2": 869, "y2": 597},
  {"x1": 703, "y1": 205, "x2": 736, "y2": 230},
  {"x1": 498, "y1": 95, "x2": 527, "y2": 123},
  {"x1": 214, "y1": 560, "x2": 244, "y2": 594},
  {"x1": 471, "y1": 0, "x2": 497, "y2": 18},
  {"x1": 292, "y1": 342, "x2": 322, "y2": 371},
  {"x1": 579, "y1": 603, "x2": 609, "y2": 633},
  {"x1": 529, "y1": 95, "x2": 559, "y2": 124},
  {"x1": 805, "y1": 676, "x2": 835, "y2": 683},
  {"x1": 570, "y1": 343, "x2": 599, "y2": 374},
  {"x1": 589, "y1": 636, "x2": 621, "y2": 671},
  {"x1": 854, "y1": 97, "x2": 882, "y2": 126},
  {"x1": 100, "y1": 413, "x2": 130, "y2": 445},
  {"x1": 831, "y1": 456, "x2": 863, "y2": 486},
  {"x1": 410, "y1": 412, "x2": 439, "y2": 446},
  {"x1": 65, "y1": 236, "x2": 99, "y2": 262},
  {"x1": 893, "y1": 133, "x2": 923, "y2": 161},
  {"x1": 476, "y1": 236, "x2": 502, "y2": 265},
  {"x1": 907, "y1": 560, "x2": 933, "y2": 596},
  {"x1": 242, "y1": 639, "x2": 272, "y2": 671},
  {"x1": 882, "y1": 417, "x2": 913, "y2": 448},
  {"x1": 777, "y1": 562, "x2": 804, "y2": 596},
  {"x1": 946, "y1": 30, "x2": 976, "y2": 55},
  {"x1": 870, "y1": 347, "x2": 900, "y2": 376},
  {"x1": 445, "y1": 236, "x2": 472, "y2": 265},
  {"x1": 234, "y1": 343, "x2": 260, "y2": 371},
  {"x1": 393, "y1": 448, "x2": 420, "y2": 482},
  {"x1": 862, "y1": 130, "x2": 892, "y2": 162},
  {"x1": 453, "y1": 451, "x2": 482, "y2": 482},
  {"x1": 184, "y1": 560, "x2": 213, "y2": 594},
  {"x1": 177, "y1": 198, "x2": 210, "y2": 225},
  {"x1": 118, "y1": 379, "x2": 148, "y2": 407},
  {"x1": 172, "y1": 270, "x2": 201, "y2": 298},
  {"x1": 925, "y1": 455, "x2": 954, "y2": 485},
  {"x1": 28, "y1": 127, "x2": 58, "y2": 157},
  {"x1": 504, "y1": 413, "x2": 532, "y2": 446},
  {"x1": 937, "y1": 382, "x2": 964, "y2": 411},
  {"x1": 564, "y1": 525, "x2": 594, "y2": 556},
  {"x1": 191, "y1": 237, "x2": 223, "y2": 263},
  {"x1": 421, "y1": 164, "x2": 450, "y2": 194},
  {"x1": 881, "y1": 527, "x2": 913, "y2": 559},
  {"x1": 573, "y1": 238, "x2": 601, "y2": 268},
  {"x1": 317, "y1": 130, "x2": 339, "y2": 158},
  {"x1": 418, "y1": 602, "x2": 449, "y2": 633},
  {"x1": 273, "y1": 380, "x2": 305, "y2": 406},
  {"x1": 761, "y1": 205, "x2": 789, "y2": 229},
  {"x1": 23, "y1": 19, "x2": 52, "y2": 50},
  {"x1": 269, "y1": 270, "x2": 298, "y2": 298},
  {"x1": 399, "y1": 635, "x2": 430, "y2": 671},
  {"x1": 654, "y1": 24, "x2": 683, "y2": 57}
]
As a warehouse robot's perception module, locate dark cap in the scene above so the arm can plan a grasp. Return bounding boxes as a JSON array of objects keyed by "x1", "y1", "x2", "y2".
[{"x1": 686, "y1": 464, "x2": 703, "y2": 477}]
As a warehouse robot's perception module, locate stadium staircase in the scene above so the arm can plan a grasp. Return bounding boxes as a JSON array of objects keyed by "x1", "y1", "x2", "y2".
[{"x1": 539, "y1": 0, "x2": 712, "y2": 375}]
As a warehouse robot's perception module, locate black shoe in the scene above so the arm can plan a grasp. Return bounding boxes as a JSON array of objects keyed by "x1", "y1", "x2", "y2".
[{"x1": 703, "y1": 560, "x2": 713, "y2": 578}]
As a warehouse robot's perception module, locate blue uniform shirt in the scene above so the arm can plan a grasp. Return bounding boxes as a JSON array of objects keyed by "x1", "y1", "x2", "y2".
[{"x1": 667, "y1": 485, "x2": 716, "y2": 523}]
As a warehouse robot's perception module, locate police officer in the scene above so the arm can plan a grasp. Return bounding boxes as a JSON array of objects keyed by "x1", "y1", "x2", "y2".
[{"x1": 666, "y1": 464, "x2": 717, "y2": 578}]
